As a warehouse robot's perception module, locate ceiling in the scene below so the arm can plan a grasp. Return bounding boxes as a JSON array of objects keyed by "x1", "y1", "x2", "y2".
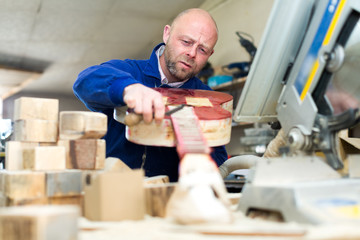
[{"x1": 0, "y1": 0, "x2": 209, "y2": 99}]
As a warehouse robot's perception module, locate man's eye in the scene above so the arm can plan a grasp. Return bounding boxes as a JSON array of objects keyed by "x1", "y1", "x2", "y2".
[
  {"x1": 199, "y1": 48, "x2": 208, "y2": 54},
  {"x1": 182, "y1": 40, "x2": 190, "y2": 45}
]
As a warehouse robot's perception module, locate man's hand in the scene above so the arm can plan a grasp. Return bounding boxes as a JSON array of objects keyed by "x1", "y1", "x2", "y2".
[{"x1": 123, "y1": 84, "x2": 165, "y2": 124}]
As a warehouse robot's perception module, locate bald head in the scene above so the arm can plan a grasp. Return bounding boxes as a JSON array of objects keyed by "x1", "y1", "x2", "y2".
[
  {"x1": 160, "y1": 8, "x2": 218, "y2": 83},
  {"x1": 170, "y1": 8, "x2": 218, "y2": 45}
]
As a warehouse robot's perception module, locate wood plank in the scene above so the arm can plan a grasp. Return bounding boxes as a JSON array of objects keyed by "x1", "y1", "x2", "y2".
[
  {"x1": 59, "y1": 111, "x2": 107, "y2": 140},
  {"x1": 45, "y1": 170, "x2": 83, "y2": 197},
  {"x1": 0, "y1": 205, "x2": 79, "y2": 240},
  {"x1": 23, "y1": 146, "x2": 66, "y2": 171},
  {"x1": 144, "y1": 175, "x2": 169, "y2": 185},
  {"x1": 4, "y1": 171, "x2": 46, "y2": 199},
  {"x1": 14, "y1": 97, "x2": 59, "y2": 121},
  {"x1": 144, "y1": 183, "x2": 176, "y2": 217},
  {"x1": 5, "y1": 141, "x2": 39, "y2": 171},
  {"x1": 84, "y1": 170, "x2": 145, "y2": 221},
  {"x1": 104, "y1": 157, "x2": 131, "y2": 172},
  {"x1": 59, "y1": 139, "x2": 105, "y2": 170},
  {"x1": 14, "y1": 119, "x2": 58, "y2": 142}
]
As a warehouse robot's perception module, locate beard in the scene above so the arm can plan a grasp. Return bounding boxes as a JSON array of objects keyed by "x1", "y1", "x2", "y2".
[{"x1": 164, "y1": 46, "x2": 197, "y2": 82}]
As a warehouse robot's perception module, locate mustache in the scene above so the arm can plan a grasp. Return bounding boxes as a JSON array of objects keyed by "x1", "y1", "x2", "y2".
[{"x1": 179, "y1": 57, "x2": 195, "y2": 66}]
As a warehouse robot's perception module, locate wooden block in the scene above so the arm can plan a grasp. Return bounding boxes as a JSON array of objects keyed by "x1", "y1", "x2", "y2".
[
  {"x1": 81, "y1": 170, "x2": 103, "y2": 190},
  {"x1": 23, "y1": 146, "x2": 66, "y2": 171},
  {"x1": 0, "y1": 205, "x2": 79, "y2": 240},
  {"x1": 59, "y1": 111, "x2": 107, "y2": 140},
  {"x1": 0, "y1": 195, "x2": 48, "y2": 207},
  {"x1": 5, "y1": 141, "x2": 40, "y2": 171},
  {"x1": 45, "y1": 170, "x2": 82, "y2": 197},
  {"x1": 144, "y1": 175, "x2": 169, "y2": 185},
  {"x1": 104, "y1": 157, "x2": 131, "y2": 172},
  {"x1": 48, "y1": 195, "x2": 84, "y2": 216},
  {"x1": 84, "y1": 169, "x2": 145, "y2": 221},
  {"x1": 14, "y1": 119, "x2": 58, "y2": 142},
  {"x1": 144, "y1": 183, "x2": 176, "y2": 217},
  {"x1": 63, "y1": 139, "x2": 105, "y2": 170},
  {"x1": 4, "y1": 171, "x2": 45, "y2": 199},
  {"x1": 14, "y1": 97, "x2": 59, "y2": 121}
]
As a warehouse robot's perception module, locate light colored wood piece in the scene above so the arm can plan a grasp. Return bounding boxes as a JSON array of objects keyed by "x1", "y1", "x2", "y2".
[
  {"x1": 3, "y1": 171, "x2": 45, "y2": 199},
  {"x1": 104, "y1": 157, "x2": 131, "y2": 172},
  {"x1": 0, "y1": 194, "x2": 48, "y2": 207},
  {"x1": 59, "y1": 111, "x2": 107, "y2": 140},
  {"x1": 59, "y1": 139, "x2": 105, "y2": 170},
  {"x1": 23, "y1": 146, "x2": 66, "y2": 171},
  {"x1": 14, "y1": 97, "x2": 59, "y2": 121},
  {"x1": 14, "y1": 119, "x2": 58, "y2": 142},
  {"x1": 144, "y1": 183, "x2": 176, "y2": 217},
  {"x1": 144, "y1": 175, "x2": 169, "y2": 185},
  {"x1": 45, "y1": 170, "x2": 83, "y2": 197},
  {"x1": 0, "y1": 205, "x2": 79, "y2": 240},
  {"x1": 5, "y1": 141, "x2": 39, "y2": 171},
  {"x1": 84, "y1": 170, "x2": 145, "y2": 221},
  {"x1": 48, "y1": 195, "x2": 84, "y2": 216}
]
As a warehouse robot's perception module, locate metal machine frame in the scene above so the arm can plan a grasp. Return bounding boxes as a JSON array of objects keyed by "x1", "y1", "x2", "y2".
[{"x1": 234, "y1": 0, "x2": 360, "y2": 224}]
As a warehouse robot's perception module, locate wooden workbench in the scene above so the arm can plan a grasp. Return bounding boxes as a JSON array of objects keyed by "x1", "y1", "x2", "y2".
[{"x1": 78, "y1": 211, "x2": 360, "y2": 240}]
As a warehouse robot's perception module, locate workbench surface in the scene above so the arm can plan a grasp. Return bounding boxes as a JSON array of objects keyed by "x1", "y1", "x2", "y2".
[{"x1": 78, "y1": 213, "x2": 360, "y2": 240}]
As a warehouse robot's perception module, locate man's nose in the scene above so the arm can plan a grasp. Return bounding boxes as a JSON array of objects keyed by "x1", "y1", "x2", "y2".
[{"x1": 187, "y1": 46, "x2": 197, "y2": 58}]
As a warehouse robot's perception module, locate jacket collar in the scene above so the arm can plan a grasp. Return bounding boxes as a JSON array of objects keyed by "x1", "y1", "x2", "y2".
[{"x1": 143, "y1": 43, "x2": 165, "y2": 80}]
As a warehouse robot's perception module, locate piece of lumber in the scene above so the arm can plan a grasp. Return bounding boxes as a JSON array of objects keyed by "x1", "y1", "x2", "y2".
[
  {"x1": 84, "y1": 169, "x2": 145, "y2": 221},
  {"x1": 14, "y1": 119, "x2": 58, "y2": 142},
  {"x1": 144, "y1": 175, "x2": 169, "y2": 185},
  {"x1": 14, "y1": 97, "x2": 59, "y2": 121},
  {"x1": 23, "y1": 146, "x2": 66, "y2": 171},
  {"x1": 5, "y1": 141, "x2": 39, "y2": 171},
  {"x1": 104, "y1": 157, "x2": 132, "y2": 172},
  {"x1": 58, "y1": 139, "x2": 105, "y2": 170},
  {"x1": 2, "y1": 171, "x2": 45, "y2": 199},
  {"x1": 59, "y1": 111, "x2": 107, "y2": 140},
  {"x1": 0, "y1": 193, "x2": 48, "y2": 207},
  {"x1": 48, "y1": 195, "x2": 84, "y2": 216},
  {"x1": 0, "y1": 205, "x2": 79, "y2": 240},
  {"x1": 144, "y1": 183, "x2": 176, "y2": 217},
  {"x1": 45, "y1": 170, "x2": 82, "y2": 197}
]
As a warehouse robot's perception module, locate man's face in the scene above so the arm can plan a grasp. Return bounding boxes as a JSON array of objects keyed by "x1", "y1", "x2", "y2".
[{"x1": 162, "y1": 17, "x2": 217, "y2": 82}]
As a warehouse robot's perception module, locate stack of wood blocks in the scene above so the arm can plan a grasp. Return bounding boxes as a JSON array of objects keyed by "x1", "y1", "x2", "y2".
[{"x1": 2, "y1": 97, "x2": 108, "y2": 211}]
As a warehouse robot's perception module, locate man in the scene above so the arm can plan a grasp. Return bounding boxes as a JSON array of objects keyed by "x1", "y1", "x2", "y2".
[{"x1": 73, "y1": 8, "x2": 228, "y2": 182}]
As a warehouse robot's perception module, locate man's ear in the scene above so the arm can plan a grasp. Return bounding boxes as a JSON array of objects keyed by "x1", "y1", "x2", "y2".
[{"x1": 163, "y1": 25, "x2": 171, "y2": 43}]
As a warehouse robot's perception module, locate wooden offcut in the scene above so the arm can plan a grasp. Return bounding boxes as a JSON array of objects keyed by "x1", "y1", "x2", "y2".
[
  {"x1": 14, "y1": 119, "x2": 58, "y2": 143},
  {"x1": 144, "y1": 183, "x2": 176, "y2": 217},
  {"x1": 45, "y1": 170, "x2": 83, "y2": 197},
  {"x1": 84, "y1": 170, "x2": 145, "y2": 221},
  {"x1": 59, "y1": 139, "x2": 105, "y2": 170},
  {"x1": 0, "y1": 205, "x2": 79, "y2": 240},
  {"x1": 23, "y1": 146, "x2": 66, "y2": 171},
  {"x1": 5, "y1": 141, "x2": 39, "y2": 171},
  {"x1": 14, "y1": 97, "x2": 59, "y2": 121},
  {"x1": 144, "y1": 175, "x2": 169, "y2": 185},
  {"x1": 59, "y1": 111, "x2": 107, "y2": 140},
  {"x1": 3, "y1": 171, "x2": 45, "y2": 200}
]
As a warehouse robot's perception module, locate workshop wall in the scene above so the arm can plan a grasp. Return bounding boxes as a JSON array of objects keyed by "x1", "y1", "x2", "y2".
[
  {"x1": 203, "y1": 0, "x2": 274, "y2": 67},
  {"x1": 200, "y1": 0, "x2": 275, "y2": 156},
  {"x1": 3, "y1": 93, "x2": 88, "y2": 120}
]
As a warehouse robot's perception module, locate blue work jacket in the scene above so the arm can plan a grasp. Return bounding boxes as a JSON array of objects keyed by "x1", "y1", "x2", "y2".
[{"x1": 73, "y1": 43, "x2": 228, "y2": 182}]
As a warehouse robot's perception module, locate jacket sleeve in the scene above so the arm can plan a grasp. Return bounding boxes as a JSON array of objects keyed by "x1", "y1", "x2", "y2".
[
  {"x1": 73, "y1": 60, "x2": 140, "y2": 112},
  {"x1": 211, "y1": 145, "x2": 228, "y2": 167}
]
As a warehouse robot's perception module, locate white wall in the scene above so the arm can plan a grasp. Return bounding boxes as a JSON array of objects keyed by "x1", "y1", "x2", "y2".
[
  {"x1": 3, "y1": 92, "x2": 88, "y2": 120},
  {"x1": 200, "y1": 0, "x2": 275, "y2": 155},
  {"x1": 203, "y1": 0, "x2": 274, "y2": 66}
]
